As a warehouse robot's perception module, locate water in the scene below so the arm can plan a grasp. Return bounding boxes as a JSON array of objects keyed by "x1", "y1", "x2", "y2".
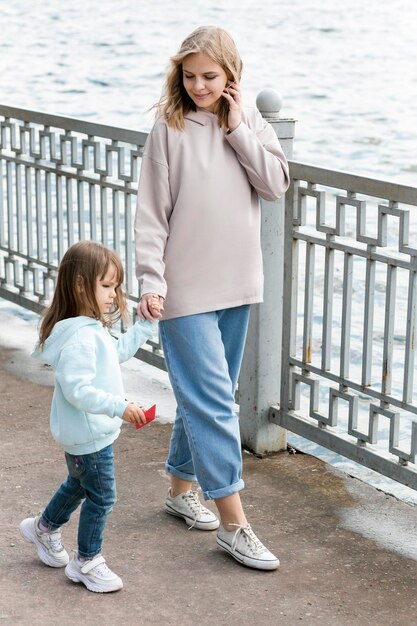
[
  {"x1": 1, "y1": 0, "x2": 417, "y2": 185},
  {"x1": 2, "y1": 0, "x2": 417, "y2": 502}
]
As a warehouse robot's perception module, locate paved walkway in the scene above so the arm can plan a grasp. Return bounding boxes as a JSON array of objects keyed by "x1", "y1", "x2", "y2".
[{"x1": 1, "y1": 344, "x2": 417, "y2": 626}]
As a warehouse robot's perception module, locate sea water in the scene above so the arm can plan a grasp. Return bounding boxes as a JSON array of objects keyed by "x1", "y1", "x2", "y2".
[{"x1": 1, "y1": 0, "x2": 416, "y2": 184}]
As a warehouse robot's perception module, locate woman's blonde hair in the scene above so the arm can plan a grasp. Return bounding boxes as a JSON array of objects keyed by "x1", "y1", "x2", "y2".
[
  {"x1": 157, "y1": 25, "x2": 243, "y2": 131},
  {"x1": 38, "y1": 241, "x2": 127, "y2": 347}
]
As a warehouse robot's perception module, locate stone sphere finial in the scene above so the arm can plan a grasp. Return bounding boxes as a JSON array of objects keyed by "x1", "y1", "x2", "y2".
[{"x1": 256, "y1": 89, "x2": 283, "y2": 119}]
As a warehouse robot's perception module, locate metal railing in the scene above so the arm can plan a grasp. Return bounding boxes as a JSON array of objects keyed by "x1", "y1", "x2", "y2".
[
  {"x1": 1, "y1": 102, "x2": 417, "y2": 490},
  {"x1": 0, "y1": 104, "x2": 164, "y2": 368},
  {"x1": 271, "y1": 162, "x2": 417, "y2": 489}
]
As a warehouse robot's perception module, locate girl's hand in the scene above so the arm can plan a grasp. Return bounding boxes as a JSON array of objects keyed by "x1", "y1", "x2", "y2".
[
  {"x1": 122, "y1": 403, "x2": 147, "y2": 425},
  {"x1": 138, "y1": 293, "x2": 164, "y2": 321},
  {"x1": 222, "y1": 81, "x2": 242, "y2": 132}
]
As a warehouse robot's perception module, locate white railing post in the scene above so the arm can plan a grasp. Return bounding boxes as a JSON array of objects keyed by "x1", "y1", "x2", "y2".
[{"x1": 239, "y1": 89, "x2": 296, "y2": 454}]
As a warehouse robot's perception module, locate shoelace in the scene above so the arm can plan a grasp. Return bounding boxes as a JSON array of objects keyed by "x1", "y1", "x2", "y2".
[
  {"x1": 228, "y1": 524, "x2": 266, "y2": 556},
  {"x1": 47, "y1": 531, "x2": 64, "y2": 553},
  {"x1": 182, "y1": 490, "x2": 203, "y2": 530}
]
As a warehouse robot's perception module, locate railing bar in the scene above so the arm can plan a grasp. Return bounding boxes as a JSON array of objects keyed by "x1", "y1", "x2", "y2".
[
  {"x1": 16, "y1": 162, "x2": 23, "y2": 253},
  {"x1": 340, "y1": 253, "x2": 353, "y2": 379},
  {"x1": 35, "y1": 169, "x2": 43, "y2": 261},
  {"x1": 271, "y1": 408, "x2": 417, "y2": 490},
  {"x1": 25, "y1": 167, "x2": 34, "y2": 257},
  {"x1": 6, "y1": 161, "x2": 14, "y2": 249},
  {"x1": 0, "y1": 105, "x2": 148, "y2": 146},
  {"x1": 281, "y1": 180, "x2": 298, "y2": 413},
  {"x1": 89, "y1": 184, "x2": 97, "y2": 242},
  {"x1": 303, "y1": 242, "x2": 315, "y2": 365},
  {"x1": 294, "y1": 231, "x2": 413, "y2": 271},
  {"x1": 124, "y1": 192, "x2": 133, "y2": 294},
  {"x1": 113, "y1": 190, "x2": 121, "y2": 255},
  {"x1": 45, "y1": 171, "x2": 53, "y2": 264},
  {"x1": 361, "y1": 254, "x2": 376, "y2": 386},
  {"x1": 382, "y1": 265, "x2": 397, "y2": 396},
  {"x1": 0, "y1": 160, "x2": 4, "y2": 246},
  {"x1": 322, "y1": 245, "x2": 334, "y2": 370},
  {"x1": 101, "y1": 185, "x2": 108, "y2": 246},
  {"x1": 290, "y1": 161, "x2": 417, "y2": 206},
  {"x1": 289, "y1": 357, "x2": 417, "y2": 416},
  {"x1": 0, "y1": 154, "x2": 136, "y2": 192},
  {"x1": 66, "y1": 177, "x2": 74, "y2": 248},
  {"x1": 290, "y1": 242, "x2": 299, "y2": 360},
  {"x1": 0, "y1": 247, "x2": 52, "y2": 270},
  {"x1": 56, "y1": 173, "x2": 64, "y2": 262},
  {"x1": 403, "y1": 270, "x2": 417, "y2": 403},
  {"x1": 77, "y1": 180, "x2": 85, "y2": 240}
]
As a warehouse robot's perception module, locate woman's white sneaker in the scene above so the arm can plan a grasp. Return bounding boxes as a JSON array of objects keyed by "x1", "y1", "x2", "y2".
[
  {"x1": 216, "y1": 524, "x2": 280, "y2": 570},
  {"x1": 65, "y1": 554, "x2": 123, "y2": 593},
  {"x1": 165, "y1": 488, "x2": 220, "y2": 530},
  {"x1": 19, "y1": 515, "x2": 69, "y2": 568}
]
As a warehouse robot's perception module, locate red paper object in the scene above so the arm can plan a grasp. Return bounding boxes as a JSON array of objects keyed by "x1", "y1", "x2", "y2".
[{"x1": 134, "y1": 404, "x2": 156, "y2": 429}]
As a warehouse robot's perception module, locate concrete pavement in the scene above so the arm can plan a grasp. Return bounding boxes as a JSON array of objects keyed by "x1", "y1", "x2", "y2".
[{"x1": 1, "y1": 344, "x2": 417, "y2": 626}]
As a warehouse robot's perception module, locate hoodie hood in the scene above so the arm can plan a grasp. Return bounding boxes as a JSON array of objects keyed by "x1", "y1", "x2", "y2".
[{"x1": 32, "y1": 316, "x2": 100, "y2": 367}]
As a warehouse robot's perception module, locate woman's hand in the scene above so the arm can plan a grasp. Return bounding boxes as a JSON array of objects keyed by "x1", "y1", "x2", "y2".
[
  {"x1": 138, "y1": 293, "x2": 164, "y2": 321},
  {"x1": 222, "y1": 81, "x2": 242, "y2": 132}
]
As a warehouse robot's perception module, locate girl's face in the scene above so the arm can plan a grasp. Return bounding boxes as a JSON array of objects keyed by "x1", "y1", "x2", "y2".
[
  {"x1": 95, "y1": 263, "x2": 119, "y2": 315},
  {"x1": 182, "y1": 52, "x2": 228, "y2": 113}
]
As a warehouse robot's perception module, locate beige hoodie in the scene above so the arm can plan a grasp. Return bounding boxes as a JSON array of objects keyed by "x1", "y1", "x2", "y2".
[{"x1": 135, "y1": 106, "x2": 289, "y2": 320}]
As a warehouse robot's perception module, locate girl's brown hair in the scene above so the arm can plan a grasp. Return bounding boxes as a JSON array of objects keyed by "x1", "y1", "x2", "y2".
[
  {"x1": 38, "y1": 241, "x2": 127, "y2": 347},
  {"x1": 156, "y1": 25, "x2": 243, "y2": 131}
]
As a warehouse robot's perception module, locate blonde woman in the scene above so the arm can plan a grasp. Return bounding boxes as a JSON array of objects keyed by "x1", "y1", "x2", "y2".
[{"x1": 135, "y1": 26, "x2": 289, "y2": 570}]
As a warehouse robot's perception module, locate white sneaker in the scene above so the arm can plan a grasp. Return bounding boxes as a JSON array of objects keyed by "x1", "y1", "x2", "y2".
[
  {"x1": 165, "y1": 488, "x2": 220, "y2": 530},
  {"x1": 216, "y1": 524, "x2": 280, "y2": 570},
  {"x1": 19, "y1": 515, "x2": 69, "y2": 568},
  {"x1": 65, "y1": 554, "x2": 123, "y2": 593}
]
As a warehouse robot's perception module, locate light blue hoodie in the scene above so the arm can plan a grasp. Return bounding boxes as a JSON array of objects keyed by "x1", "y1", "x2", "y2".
[{"x1": 32, "y1": 316, "x2": 154, "y2": 455}]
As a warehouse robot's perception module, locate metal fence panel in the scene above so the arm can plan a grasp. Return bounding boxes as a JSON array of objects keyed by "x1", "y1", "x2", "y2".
[
  {"x1": 3, "y1": 107, "x2": 417, "y2": 489},
  {"x1": 0, "y1": 105, "x2": 163, "y2": 364},
  {"x1": 271, "y1": 161, "x2": 417, "y2": 489}
]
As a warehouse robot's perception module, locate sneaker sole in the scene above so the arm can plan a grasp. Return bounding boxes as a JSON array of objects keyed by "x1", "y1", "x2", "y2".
[
  {"x1": 216, "y1": 537, "x2": 280, "y2": 571},
  {"x1": 65, "y1": 561, "x2": 123, "y2": 593},
  {"x1": 19, "y1": 520, "x2": 69, "y2": 568},
  {"x1": 165, "y1": 504, "x2": 220, "y2": 530}
]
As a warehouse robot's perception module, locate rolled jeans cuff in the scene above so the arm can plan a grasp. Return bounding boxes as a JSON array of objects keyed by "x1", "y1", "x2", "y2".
[
  {"x1": 165, "y1": 461, "x2": 197, "y2": 484},
  {"x1": 202, "y1": 478, "x2": 245, "y2": 501}
]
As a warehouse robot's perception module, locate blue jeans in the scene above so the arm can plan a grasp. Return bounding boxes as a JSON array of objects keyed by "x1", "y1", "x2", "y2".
[
  {"x1": 41, "y1": 444, "x2": 116, "y2": 558},
  {"x1": 160, "y1": 305, "x2": 251, "y2": 501}
]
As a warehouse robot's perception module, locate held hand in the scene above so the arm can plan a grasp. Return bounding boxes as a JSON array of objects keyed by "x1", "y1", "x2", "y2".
[
  {"x1": 137, "y1": 293, "x2": 164, "y2": 321},
  {"x1": 122, "y1": 403, "x2": 147, "y2": 426},
  {"x1": 222, "y1": 81, "x2": 242, "y2": 132}
]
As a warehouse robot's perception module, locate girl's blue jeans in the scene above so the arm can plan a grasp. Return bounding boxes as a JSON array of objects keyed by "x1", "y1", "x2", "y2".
[
  {"x1": 159, "y1": 305, "x2": 251, "y2": 501},
  {"x1": 41, "y1": 444, "x2": 116, "y2": 558}
]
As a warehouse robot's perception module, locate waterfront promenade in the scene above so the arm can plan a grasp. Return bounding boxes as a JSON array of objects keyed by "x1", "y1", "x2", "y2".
[{"x1": 1, "y1": 340, "x2": 417, "y2": 626}]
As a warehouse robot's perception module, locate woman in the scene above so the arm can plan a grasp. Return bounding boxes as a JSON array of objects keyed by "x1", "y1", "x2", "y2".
[{"x1": 135, "y1": 25, "x2": 289, "y2": 570}]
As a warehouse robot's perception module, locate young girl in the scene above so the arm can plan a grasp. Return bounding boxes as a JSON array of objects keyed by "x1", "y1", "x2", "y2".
[
  {"x1": 135, "y1": 26, "x2": 289, "y2": 570},
  {"x1": 19, "y1": 241, "x2": 155, "y2": 593}
]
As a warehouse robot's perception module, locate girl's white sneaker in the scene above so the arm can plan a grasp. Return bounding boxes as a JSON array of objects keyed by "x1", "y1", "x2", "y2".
[
  {"x1": 65, "y1": 554, "x2": 123, "y2": 593},
  {"x1": 19, "y1": 516, "x2": 69, "y2": 568}
]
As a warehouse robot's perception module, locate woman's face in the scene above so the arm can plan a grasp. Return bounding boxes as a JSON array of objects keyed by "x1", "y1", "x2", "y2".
[{"x1": 182, "y1": 52, "x2": 228, "y2": 113}]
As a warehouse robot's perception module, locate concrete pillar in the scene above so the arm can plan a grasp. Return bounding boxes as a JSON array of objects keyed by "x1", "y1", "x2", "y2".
[{"x1": 239, "y1": 88, "x2": 296, "y2": 455}]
